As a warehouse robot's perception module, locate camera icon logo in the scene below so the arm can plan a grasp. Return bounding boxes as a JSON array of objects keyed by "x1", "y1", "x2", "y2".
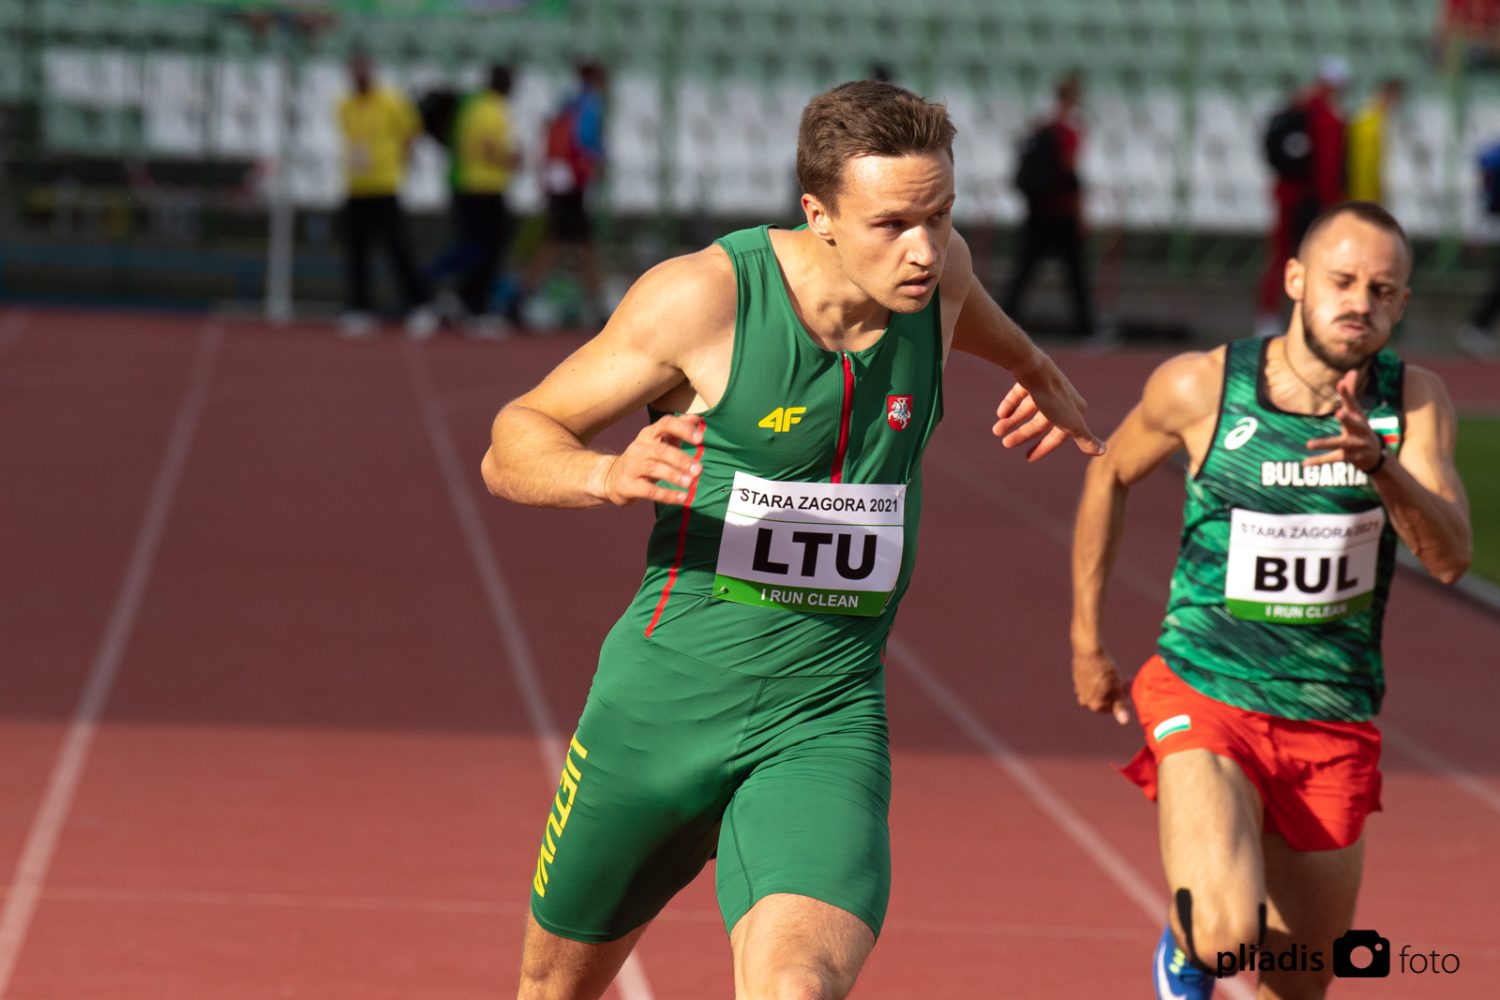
[{"x1": 1332, "y1": 929, "x2": 1391, "y2": 978}]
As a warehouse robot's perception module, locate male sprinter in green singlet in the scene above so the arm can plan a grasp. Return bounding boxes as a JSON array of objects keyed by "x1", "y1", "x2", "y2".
[
  {"x1": 1070, "y1": 202, "x2": 1471, "y2": 1000},
  {"x1": 482, "y1": 81, "x2": 1105, "y2": 999}
]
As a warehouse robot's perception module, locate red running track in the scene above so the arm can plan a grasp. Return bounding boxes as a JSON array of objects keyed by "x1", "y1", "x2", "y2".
[{"x1": 1, "y1": 305, "x2": 1496, "y2": 999}]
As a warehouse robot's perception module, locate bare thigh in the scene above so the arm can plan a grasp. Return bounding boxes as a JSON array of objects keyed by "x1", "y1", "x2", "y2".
[
  {"x1": 517, "y1": 912, "x2": 648, "y2": 1000},
  {"x1": 1257, "y1": 833, "x2": 1364, "y2": 1000},
  {"x1": 729, "y1": 892, "x2": 876, "y2": 1000},
  {"x1": 1158, "y1": 748, "x2": 1267, "y2": 963}
]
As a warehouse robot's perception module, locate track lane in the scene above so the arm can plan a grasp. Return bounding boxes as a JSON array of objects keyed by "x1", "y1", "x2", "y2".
[
  {"x1": 8, "y1": 323, "x2": 555, "y2": 999},
  {"x1": 3, "y1": 322, "x2": 1493, "y2": 997}
]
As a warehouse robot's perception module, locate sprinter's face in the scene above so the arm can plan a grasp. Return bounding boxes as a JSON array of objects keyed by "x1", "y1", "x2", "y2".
[{"x1": 805, "y1": 151, "x2": 955, "y2": 313}]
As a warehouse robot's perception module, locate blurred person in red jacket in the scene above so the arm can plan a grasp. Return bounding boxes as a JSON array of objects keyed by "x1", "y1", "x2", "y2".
[
  {"x1": 1004, "y1": 72, "x2": 1100, "y2": 344},
  {"x1": 1256, "y1": 58, "x2": 1349, "y2": 339},
  {"x1": 524, "y1": 61, "x2": 608, "y2": 330},
  {"x1": 1436, "y1": 0, "x2": 1500, "y2": 63}
]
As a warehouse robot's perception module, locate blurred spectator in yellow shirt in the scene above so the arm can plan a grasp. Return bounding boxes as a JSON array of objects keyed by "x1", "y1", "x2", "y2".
[
  {"x1": 1346, "y1": 78, "x2": 1404, "y2": 204},
  {"x1": 336, "y1": 51, "x2": 435, "y2": 338},
  {"x1": 432, "y1": 64, "x2": 520, "y2": 339}
]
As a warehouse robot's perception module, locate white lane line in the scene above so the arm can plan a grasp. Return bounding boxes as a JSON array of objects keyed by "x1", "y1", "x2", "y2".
[
  {"x1": 0, "y1": 323, "x2": 223, "y2": 998},
  {"x1": 406, "y1": 343, "x2": 655, "y2": 1000},
  {"x1": 609, "y1": 954, "x2": 654, "y2": 1000},
  {"x1": 1397, "y1": 547, "x2": 1500, "y2": 633},
  {"x1": 925, "y1": 445, "x2": 1166, "y2": 599},
  {"x1": 1381, "y1": 724, "x2": 1500, "y2": 817},
  {"x1": 43, "y1": 887, "x2": 527, "y2": 916},
  {"x1": 886, "y1": 635, "x2": 1258, "y2": 1000},
  {"x1": 407, "y1": 346, "x2": 564, "y2": 764},
  {"x1": 926, "y1": 444, "x2": 1500, "y2": 817},
  {"x1": 887, "y1": 635, "x2": 1164, "y2": 917}
]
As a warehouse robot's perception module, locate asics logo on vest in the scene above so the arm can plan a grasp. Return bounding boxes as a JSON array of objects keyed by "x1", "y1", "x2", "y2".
[
  {"x1": 1223, "y1": 416, "x2": 1259, "y2": 451},
  {"x1": 759, "y1": 406, "x2": 806, "y2": 432}
]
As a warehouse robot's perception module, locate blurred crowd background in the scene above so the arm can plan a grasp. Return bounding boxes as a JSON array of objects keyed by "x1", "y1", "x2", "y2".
[{"x1": 4, "y1": 0, "x2": 1500, "y2": 346}]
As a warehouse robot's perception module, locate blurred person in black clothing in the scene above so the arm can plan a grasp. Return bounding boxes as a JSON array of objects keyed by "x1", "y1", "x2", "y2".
[
  {"x1": 1003, "y1": 73, "x2": 1099, "y2": 343},
  {"x1": 1255, "y1": 57, "x2": 1349, "y2": 339},
  {"x1": 431, "y1": 64, "x2": 521, "y2": 339}
]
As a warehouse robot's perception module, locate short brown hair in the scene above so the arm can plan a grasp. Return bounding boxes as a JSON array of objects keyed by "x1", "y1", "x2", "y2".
[
  {"x1": 1298, "y1": 200, "x2": 1410, "y2": 260},
  {"x1": 796, "y1": 81, "x2": 956, "y2": 211}
]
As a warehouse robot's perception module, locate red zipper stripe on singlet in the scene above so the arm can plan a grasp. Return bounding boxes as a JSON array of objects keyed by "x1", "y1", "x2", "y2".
[
  {"x1": 830, "y1": 352, "x2": 854, "y2": 483},
  {"x1": 644, "y1": 430, "x2": 708, "y2": 638}
]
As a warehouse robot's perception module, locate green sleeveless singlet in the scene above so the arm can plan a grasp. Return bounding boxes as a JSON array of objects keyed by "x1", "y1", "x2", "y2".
[
  {"x1": 618, "y1": 224, "x2": 945, "y2": 675},
  {"x1": 528, "y1": 226, "x2": 945, "y2": 943},
  {"x1": 1157, "y1": 338, "x2": 1405, "y2": 721}
]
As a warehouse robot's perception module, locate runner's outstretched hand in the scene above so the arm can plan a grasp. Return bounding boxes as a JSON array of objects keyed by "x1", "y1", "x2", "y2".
[
  {"x1": 1304, "y1": 369, "x2": 1384, "y2": 472},
  {"x1": 596, "y1": 414, "x2": 704, "y2": 506},
  {"x1": 1072, "y1": 647, "x2": 1132, "y2": 725},
  {"x1": 992, "y1": 371, "x2": 1106, "y2": 462}
]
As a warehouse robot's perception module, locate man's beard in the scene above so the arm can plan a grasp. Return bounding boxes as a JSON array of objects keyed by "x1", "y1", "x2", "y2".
[{"x1": 1300, "y1": 302, "x2": 1380, "y2": 372}]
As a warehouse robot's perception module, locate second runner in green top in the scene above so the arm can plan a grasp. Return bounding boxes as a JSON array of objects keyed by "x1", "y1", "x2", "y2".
[{"x1": 1159, "y1": 337, "x2": 1404, "y2": 721}]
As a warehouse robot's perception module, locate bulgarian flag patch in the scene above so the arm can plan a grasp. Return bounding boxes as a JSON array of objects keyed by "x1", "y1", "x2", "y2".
[
  {"x1": 1368, "y1": 415, "x2": 1401, "y2": 451},
  {"x1": 1153, "y1": 714, "x2": 1192, "y2": 742}
]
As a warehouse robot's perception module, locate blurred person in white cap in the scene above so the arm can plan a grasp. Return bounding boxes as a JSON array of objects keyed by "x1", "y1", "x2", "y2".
[{"x1": 1256, "y1": 57, "x2": 1350, "y2": 339}]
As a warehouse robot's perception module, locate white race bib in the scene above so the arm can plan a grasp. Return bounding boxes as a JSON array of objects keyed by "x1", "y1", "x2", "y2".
[
  {"x1": 712, "y1": 472, "x2": 905, "y2": 616},
  {"x1": 1224, "y1": 508, "x2": 1386, "y2": 625}
]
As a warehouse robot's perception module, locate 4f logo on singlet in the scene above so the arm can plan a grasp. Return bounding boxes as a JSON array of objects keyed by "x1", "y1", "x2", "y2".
[{"x1": 759, "y1": 406, "x2": 807, "y2": 433}]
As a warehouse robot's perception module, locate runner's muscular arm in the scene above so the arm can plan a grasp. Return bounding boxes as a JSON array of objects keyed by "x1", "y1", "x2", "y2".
[
  {"x1": 942, "y1": 233, "x2": 1104, "y2": 461},
  {"x1": 1306, "y1": 366, "x2": 1471, "y2": 584},
  {"x1": 480, "y1": 248, "x2": 735, "y2": 509},
  {"x1": 1070, "y1": 350, "x2": 1223, "y2": 722}
]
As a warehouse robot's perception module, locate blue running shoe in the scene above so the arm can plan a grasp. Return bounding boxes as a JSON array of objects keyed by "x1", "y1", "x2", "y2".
[{"x1": 1154, "y1": 924, "x2": 1215, "y2": 1000}]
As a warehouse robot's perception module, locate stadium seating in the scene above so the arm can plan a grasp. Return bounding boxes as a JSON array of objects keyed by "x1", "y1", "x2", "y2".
[{"x1": 0, "y1": 0, "x2": 1484, "y2": 238}]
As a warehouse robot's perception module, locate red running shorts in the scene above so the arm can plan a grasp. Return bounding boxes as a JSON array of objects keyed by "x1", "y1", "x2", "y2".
[{"x1": 1120, "y1": 655, "x2": 1382, "y2": 851}]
